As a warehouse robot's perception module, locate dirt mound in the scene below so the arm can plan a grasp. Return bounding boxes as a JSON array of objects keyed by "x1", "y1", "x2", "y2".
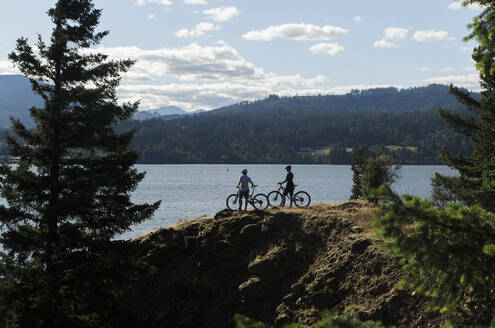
[{"x1": 128, "y1": 201, "x2": 445, "y2": 327}]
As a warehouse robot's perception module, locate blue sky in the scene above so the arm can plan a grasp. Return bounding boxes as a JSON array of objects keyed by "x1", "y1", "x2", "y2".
[{"x1": 0, "y1": 0, "x2": 483, "y2": 110}]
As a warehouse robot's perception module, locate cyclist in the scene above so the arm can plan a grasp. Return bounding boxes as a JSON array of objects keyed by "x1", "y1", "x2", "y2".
[
  {"x1": 237, "y1": 169, "x2": 254, "y2": 211},
  {"x1": 279, "y1": 165, "x2": 295, "y2": 207}
]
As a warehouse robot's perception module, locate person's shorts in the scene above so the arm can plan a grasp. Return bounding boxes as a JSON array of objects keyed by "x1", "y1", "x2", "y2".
[
  {"x1": 283, "y1": 185, "x2": 294, "y2": 195},
  {"x1": 239, "y1": 190, "x2": 249, "y2": 198}
]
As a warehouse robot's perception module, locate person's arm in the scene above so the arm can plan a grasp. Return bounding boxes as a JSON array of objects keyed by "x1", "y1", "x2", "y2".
[
  {"x1": 237, "y1": 178, "x2": 241, "y2": 188},
  {"x1": 280, "y1": 174, "x2": 288, "y2": 184},
  {"x1": 249, "y1": 177, "x2": 254, "y2": 188}
]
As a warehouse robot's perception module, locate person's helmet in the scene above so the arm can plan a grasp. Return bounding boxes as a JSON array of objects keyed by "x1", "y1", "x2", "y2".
[
  {"x1": 285, "y1": 165, "x2": 291, "y2": 170},
  {"x1": 242, "y1": 169, "x2": 248, "y2": 174}
]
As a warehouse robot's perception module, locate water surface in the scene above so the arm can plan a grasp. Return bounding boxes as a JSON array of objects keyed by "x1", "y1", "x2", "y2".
[{"x1": 123, "y1": 164, "x2": 454, "y2": 239}]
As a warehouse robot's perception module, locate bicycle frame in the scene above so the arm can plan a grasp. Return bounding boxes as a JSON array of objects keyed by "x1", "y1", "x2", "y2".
[
  {"x1": 236, "y1": 185, "x2": 257, "y2": 204},
  {"x1": 276, "y1": 184, "x2": 296, "y2": 201}
]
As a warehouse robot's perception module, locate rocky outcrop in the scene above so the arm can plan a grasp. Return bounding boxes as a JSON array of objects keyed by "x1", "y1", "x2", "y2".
[{"x1": 128, "y1": 201, "x2": 445, "y2": 328}]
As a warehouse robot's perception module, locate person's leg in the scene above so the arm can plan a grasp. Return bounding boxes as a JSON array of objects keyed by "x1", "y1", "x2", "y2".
[
  {"x1": 244, "y1": 194, "x2": 248, "y2": 211},
  {"x1": 289, "y1": 190, "x2": 294, "y2": 207},
  {"x1": 238, "y1": 191, "x2": 243, "y2": 211},
  {"x1": 281, "y1": 189, "x2": 287, "y2": 206}
]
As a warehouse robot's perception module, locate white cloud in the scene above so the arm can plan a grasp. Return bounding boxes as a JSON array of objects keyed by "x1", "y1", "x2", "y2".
[
  {"x1": 419, "y1": 66, "x2": 455, "y2": 72},
  {"x1": 242, "y1": 23, "x2": 348, "y2": 42},
  {"x1": 84, "y1": 43, "x2": 355, "y2": 110},
  {"x1": 448, "y1": 1, "x2": 485, "y2": 10},
  {"x1": 412, "y1": 30, "x2": 451, "y2": 42},
  {"x1": 119, "y1": 82, "x2": 402, "y2": 110},
  {"x1": 175, "y1": 22, "x2": 221, "y2": 38},
  {"x1": 353, "y1": 16, "x2": 361, "y2": 22},
  {"x1": 85, "y1": 43, "x2": 264, "y2": 82},
  {"x1": 136, "y1": 0, "x2": 172, "y2": 6},
  {"x1": 184, "y1": 0, "x2": 207, "y2": 4},
  {"x1": 148, "y1": 14, "x2": 156, "y2": 19},
  {"x1": 374, "y1": 27, "x2": 408, "y2": 48},
  {"x1": 423, "y1": 73, "x2": 480, "y2": 90},
  {"x1": 309, "y1": 43, "x2": 344, "y2": 56},
  {"x1": 441, "y1": 67, "x2": 455, "y2": 72},
  {"x1": 384, "y1": 27, "x2": 408, "y2": 40},
  {"x1": 374, "y1": 39, "x2": 397, "y2": 48},
  {"x1": 203, "y1": 6, "x2": 239, "y2": 22},
  {"x1": 82, "y1": 44, "x2": 403, "y2": 110},
  {"x1": 0, "y1": 60, "x2": 20, "y2": 75}
]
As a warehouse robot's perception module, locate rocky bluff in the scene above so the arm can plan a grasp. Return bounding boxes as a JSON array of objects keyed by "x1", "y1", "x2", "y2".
[{"x1": 127, "y1": 201, "x2": 444, "y2": 328}]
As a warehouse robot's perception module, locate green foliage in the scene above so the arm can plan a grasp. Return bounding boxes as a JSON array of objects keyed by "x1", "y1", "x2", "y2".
[
  {"x1": 234, "y1": 311, "x2": 390, "y2": 328},
  {"x1": 350, "y1": 149, "x2": 400, "y2": 203},
  {"x1": 375, "y1": 2, "x2": 495, "y2": 327},
  {"x1": 234, "y1": 314, "x2": 267, "y2": 328},
  {"x1": 350, "y1": 145, "x2": 368, "y2": 199},
  {"x1": 376, "y1": 192, "x2": 495, "y2": 326},
  {"x1": 0, "y1": 1, "x2": 160, "y2": 327},
  {"x1": 311, "y1": 310, "x2": 389, "y2": 328},
  {"x1": 431, "y1": 1, "x2": 495, "y2": 212}
]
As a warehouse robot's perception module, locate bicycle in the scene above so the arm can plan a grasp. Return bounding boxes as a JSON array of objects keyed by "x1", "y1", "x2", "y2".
[
  {"x1": 267, "y1": 184, "x2": 311, "y2": 208},
  {"x1": 226, "y1": 185, "x2": 269, "y2": 211}
]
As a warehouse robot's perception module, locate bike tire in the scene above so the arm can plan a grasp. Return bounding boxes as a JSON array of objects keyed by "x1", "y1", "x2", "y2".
[
  {"x1": 252, "y1": 193, "x2": 269, "y2": 209},
  {"x1": 294, "y1": 191, "x2": 311, "y2": 208},
  {"x1": 226, "y1": 193, "x2": 239, "y2": 210},
  {"x1": 267, "y1": 191, "x2": 284, "y2": 207}
]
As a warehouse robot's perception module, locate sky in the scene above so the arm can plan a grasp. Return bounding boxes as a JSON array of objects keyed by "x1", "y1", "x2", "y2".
[{"x1": 0, "y1": 0, "x2": 484, "y2": 111}]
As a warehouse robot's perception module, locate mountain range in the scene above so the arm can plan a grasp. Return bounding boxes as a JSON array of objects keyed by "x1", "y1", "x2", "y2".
[
  {"x1": 0, "y1": 74, "x2": 476, "y2": 164},
  {"x1": 0, "y1": 75, "x2": 200, "y2": 127},
  {"x1": 133, "y1": 106, "x2": 205, "y2": 121}
]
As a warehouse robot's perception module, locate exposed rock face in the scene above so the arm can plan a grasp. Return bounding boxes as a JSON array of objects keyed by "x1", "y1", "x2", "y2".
[{"x1": 128, "y1": 201, "x2": 445, "y2": 328}]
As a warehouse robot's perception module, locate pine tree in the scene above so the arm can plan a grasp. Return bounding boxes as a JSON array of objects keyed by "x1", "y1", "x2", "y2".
[
  {"x1": 350, "y1": 145, "x2": 368, "y2": 199},
  {"x1": 432, "y1": 0, "x2": 495, "y2": 212},
  {"x1": 350, "y1": 146, "x2": 399, "y2": 203},
  {"x1": 376, "y1": 1, "x2": 495, "y2": 326},
  {"x1": 0, "y1": 1, "x2": 160, "y2": 326}
]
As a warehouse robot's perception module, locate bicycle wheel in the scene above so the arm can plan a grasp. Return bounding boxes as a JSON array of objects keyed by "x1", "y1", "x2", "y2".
[
  {"x1": 267, "y1": 191, "x2": 284, "y2": 206},
  {"x1": 226, "y1": 193, "x2": 239, "y2": 210},
  {"x1": 252, "y1": 193, "x2": 269, "y2": 209},
  {"x1": 294, "y1": 191, "x2": 311, "y2": 208}
]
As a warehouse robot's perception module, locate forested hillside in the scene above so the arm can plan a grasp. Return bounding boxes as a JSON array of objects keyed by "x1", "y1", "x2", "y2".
[
  {"x1": 217, "y1": 84, "x2": 465, "y2": 115},
  {"x1": 119, "y1": 84, "x2": 474, "y2": 164},
  {"x1": 0, "y1": 75, "x2": 41, "y2": 128}
]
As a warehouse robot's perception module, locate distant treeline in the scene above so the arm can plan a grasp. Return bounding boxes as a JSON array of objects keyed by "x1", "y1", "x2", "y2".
[{"x1": 116, "y1": 85, "x2": 474, "y2": 164}]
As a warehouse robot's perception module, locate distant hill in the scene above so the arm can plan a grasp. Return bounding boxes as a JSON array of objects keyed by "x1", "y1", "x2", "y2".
[
  {"x1": 134, "y1": 106, "x2": 206, "y2": 121},
  {"x1": 118, "y1": 84, "x2": 475, "y2": 164},
  {"x1": 213, "y1": 84, "x2": 467, "y2": 115},
  {"x1": 0, "y1": 75, "x2": 42, "y2": 128},
  {"x1": 0, "y1": 77, "x2": 477, "y2": 164},
  {"x1": 0, "y1": 75, "x2": 203, "y2": 126}
]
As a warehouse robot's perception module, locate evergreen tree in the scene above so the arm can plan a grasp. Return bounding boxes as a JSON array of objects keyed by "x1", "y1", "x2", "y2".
[
  {"x1": 350, "y1": 145, "x2": 368, "y2": 199},
  {"x1": 432, "y1": 0, "x2": 495, "y2": 211},
  {"x1": 349, "y1": 146, "x2": 399, "y2": 203},
  {"x1": 360, "y1": 154, "x2": 400, "y2": 204},
  {"x1": 0, "y1": 1, "x2": 160, "y2": 326},
  {"x1": 376, "y1": 1, "x2": 495, "y2": 326}
]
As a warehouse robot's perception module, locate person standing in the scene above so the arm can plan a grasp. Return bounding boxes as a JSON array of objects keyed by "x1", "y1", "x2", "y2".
[
  {"x1": 279, "y1": 165, "x2": 295, "y2": 207},
  {"x1": 237, "y1": 169, "x2": 255, "y2": 211}
]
